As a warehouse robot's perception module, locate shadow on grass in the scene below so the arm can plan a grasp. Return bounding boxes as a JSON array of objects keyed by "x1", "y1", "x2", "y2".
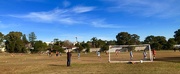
[
  {"x1": 48, "y1": 64, "x2": 67, "y2": 67},
  {"x1": 155, "y1": 57, "x2": 180, "y2": 63}
]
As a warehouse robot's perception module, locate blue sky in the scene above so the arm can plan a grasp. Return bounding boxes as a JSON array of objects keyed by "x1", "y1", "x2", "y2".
[{"x1": 0, "y1": 0, "x2": 180, "y2": 42}]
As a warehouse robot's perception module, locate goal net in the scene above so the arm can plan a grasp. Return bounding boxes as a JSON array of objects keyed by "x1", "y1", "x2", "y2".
[{"x1": 108, "y1": 44, "x2": 153, "y2": 63}]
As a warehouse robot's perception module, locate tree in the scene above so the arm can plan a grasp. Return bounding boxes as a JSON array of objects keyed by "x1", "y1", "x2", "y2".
[
  {"x1": 53, "y1": 38, "x2": 59, "y2": 43},
  {"x1": 75, "y1": 43, "x2": 84, "y2": 52},
  {"x1": 174, "y1": 29, "x2": 180, "y2": 44},
  {"x1": 81, "y1": 41, "x2": 90, "y2": 52},
  {"x1": 97, "y1": 39, "x2": 106, "y2": 48},
  {"x1": 0, "y1": 32, "x2": 4, "y2": 48},
  {"x1": 63, "y1": 40, "x2": 73, "y2": 48},
  {"x1": 155, "y1": 36, "x2": 167, "y2": 45},
  {"x1": 29, "y1": 32, "x2": 36, "y2": 46},
  {"x1": 33, "y1": 40, "x2": 47, "y2": 53},
  {"x1": 144, "y1": 35, "x2": 167, "y2": 50},
  {"x1": 164, "y1": 38, "x2": 177, "y2": 50},
  {"x1": 53, "y1": 45, "x2": 64, "y2": 53},
  {"x1": 116, "y1": 32, "x2": 140, "y2": 45},
  {"x1": 91, "y1": 37, "x2": 97, "y2": 48},
  {"x1": 107, "y1": 40, "x2": 116, "y2": 45},
  {"x1": 5, "y1": 31, "x2": 25, "y2": 53},
  {"x1": 130, "y1": 34, "x2": 140, "y2": 45},
  {"x1": 0, "y1": 32, "x2": 4, "y2": 43},
  {"x1": 155, "y1": 36, "x2": 167, "y2": 49},
  {"x1": 100, "y1": 45, "x2": 109, "y2": 52},
  {"x1": 151, "y1": 42, "x2": 162, "y2": 50},
  {"x1": 144, "y1": 35, "x2": 155, "y2": 44},
  {"x1": 116, "y1": 32, "x2": 131, "y2": 45},
  {"x1": 22, "y1": 34, "x2": 29, "y2": 44}
]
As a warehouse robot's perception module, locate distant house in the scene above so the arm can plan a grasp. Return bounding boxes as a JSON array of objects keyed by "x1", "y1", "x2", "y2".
[
  {"x1": 90, "y1": 48, "x2": 100, "y2": 52},
  {"x1": 174, "y1": 45, "x2": 180, "y2": 48},
  {"x1": 0, "y1": 42, "x2": 6, "y2": 52}
]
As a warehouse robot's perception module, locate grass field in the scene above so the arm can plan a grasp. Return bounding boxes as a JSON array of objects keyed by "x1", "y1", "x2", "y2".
[{"x1": 1, "y1": 50, "x2": 180, "y2": 74}]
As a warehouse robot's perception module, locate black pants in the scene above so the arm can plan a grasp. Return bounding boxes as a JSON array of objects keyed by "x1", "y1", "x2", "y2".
[{"x1": 67, "y1": 59, "x2": 71, "y2": 66}]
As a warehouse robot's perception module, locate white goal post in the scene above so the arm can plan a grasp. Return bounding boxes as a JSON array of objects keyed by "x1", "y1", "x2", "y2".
[{"x1": 108, "y1": 44, "x2": 153, "y2": 63}]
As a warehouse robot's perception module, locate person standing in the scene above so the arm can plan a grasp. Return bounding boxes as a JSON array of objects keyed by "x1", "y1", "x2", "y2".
[
  {"x1": 130, "y1": 51, "x2": 133, "y2": 61},
  {"x1": 56, "y1": 51, "x2": 59, "y2": 57},
  {"x1": 67, "y1": 49, "x2": 72, "y2": 67},
  {"x1": 97, "y1": 51, "x2": 101, "y2": 58},
  {"x1": 78, "y1": 51, "x2": 80, "y2": 59},
  {"x1": 78, "y1": 50, "x2": 80, "y2": 59},
  {"x1": 152, "y1": 49, "x2": 156, "y2": 59},
  {"x1": 143, "y1": 50, "x2": 147, "y2": 60}
]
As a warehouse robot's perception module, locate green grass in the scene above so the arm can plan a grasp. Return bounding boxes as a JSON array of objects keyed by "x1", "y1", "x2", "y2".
[{"x1": 0, "y1": 51, "x2": 180, "y2": 74}]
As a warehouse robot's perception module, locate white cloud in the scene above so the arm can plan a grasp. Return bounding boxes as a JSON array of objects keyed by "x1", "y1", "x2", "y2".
[
  {"x1": 9, "y1": 5, "x2": 125, "y2": 28},
  {"x1": 72, "y1": 6, "x2": 95, "y2": 13},
  {"x1": 91, "y1": 19, "x2": 125, "y2": 28},
  {"x1": 105, "y1": 0, "x2": 180, "y2": 18},
  {"x1": 10, "y1": 6, "x2": 95, "y2": 25}
]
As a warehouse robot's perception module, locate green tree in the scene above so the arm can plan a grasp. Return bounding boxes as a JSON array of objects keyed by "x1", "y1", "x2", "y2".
[
  {"x1": 164, "y1": 38, "x2": 177, "y2": 50},
  {"x1": 5, "y1": 31, "x2": 25, "y2": 53},
  {"x1": 63, "y1": 40, "x2": 73, "y2": 48},
  {"x1": 100, "y1": 45, "x2": 109, "y2": 52},
  {"x1": 155, "y1": 36, "x2": 167, "y2": 49},
  {"x1": 97, "y1": 39, "x2": 106, "y2": 48},
  {"x1": 54, "y1": 38, "x2": 59, "y2": 42},
  {"x1": 0, "y1": 32, "x2": 4, "y2": 44},
  {"x1": 53, "y1": 45, "x2": 64, "y2": 53},
  {"x1": 33, "y1": 40, "x2": 47, "y2": 53},
  {"x1": 75, "y1": 43, "x2": 84, "y2": 52},
  {"x1": 144, "y1": 35, "x2": 155, "y2": 44},
  {"x1": 116, "y1": 32, "x2": 131, "y2": 45},
  {"x1": 22, "y1": 34, "x2": 29, "y2": 44},
  {"x1": 91, "y1": 37, "x2": 98, "y2": 48},
  {"x1": 107, "y1": 40, "x2": 116, "y2": 45},
  {"x1": 81, "y1": 41, "x2": 90, "y2": 52},
  {"x1": 174, "y1": 29, "x2": 180, "y2": 44},
  {"x1": 29, "y1": 32, "x2": 36, "y2": 46},
  {"x1": 130, "y1": 34, "x2": 140, "y2": 45},
  {"x1": 151, "y1": 42, "x2": 162, "y2": 50},
  {"x1": 116, "y1": 32, "x2": 140, "y2": 45},
  {"x1": 144, "y1": 35, "x2": 167, "y2": 50}
]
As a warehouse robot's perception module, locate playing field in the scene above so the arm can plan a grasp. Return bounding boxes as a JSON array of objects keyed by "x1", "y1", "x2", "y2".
[{"x1": 0, "y1": 50, "x2": 180, "y2": 74}]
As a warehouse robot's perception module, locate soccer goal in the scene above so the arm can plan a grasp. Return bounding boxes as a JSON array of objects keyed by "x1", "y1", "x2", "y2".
[{"x1": 108, "y1": 44, "x2": 153, "y2": 63}]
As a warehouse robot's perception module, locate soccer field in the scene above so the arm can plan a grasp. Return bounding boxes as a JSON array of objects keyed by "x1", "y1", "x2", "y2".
[{"x1": 0, "y1": 50, "x2": 180, "y2": 74}]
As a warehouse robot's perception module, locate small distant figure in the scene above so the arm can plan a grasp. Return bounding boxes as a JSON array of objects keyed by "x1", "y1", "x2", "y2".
[
  {"x1": 56, "y1": 51, "x2": 59, "y2": 57},
  {"x1": 115, "y1": 50, "x2": 118, "y2": 56},
  {"x1": 130, "y1": 51, "x2": 133, "y2": 61},
  {"x1": 11, "y1": 53, "x2": 14, "y2": 57},
  {"x1": 48, "y1": 50, "x2": 52, "y2": 57},
  {"x1": 67, "y1": 49, "x2": 72, "y2": 67},
  {"x1": 78, "y1": 52, "x2": 80, "y2": 59},
  {"x1": 85, "y1": 51, "x2": 87, "y2": 54},
  {"x1": 173, "y1": 48, "x2": 177, "y2": 52},
  {"x1": 46, "y1": 50, "x2": 52, "y2": 57},
  {"x1": 59, "y1": 52, "x2": 62, "y2": 56},
  {"x1": 143, "y1": 50, "x2": 147, "y2": 60},
  {"x1": 105, "y1": 51, "x2": 108, "y2": 55},
  {"x1": 152, "y1": 49, "x2": 156, "y2": 59},
  {"x1": 97, "y1": 51, "x2": 101, "y2": 58}
]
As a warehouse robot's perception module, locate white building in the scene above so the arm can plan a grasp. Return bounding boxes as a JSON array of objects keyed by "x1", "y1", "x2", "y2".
[
  {"x1": 0, "y1": 42, "x2": 5, "y2": 52},
  {"x1": 174, "y1": 45, "x2": 180, "y2": 48}
]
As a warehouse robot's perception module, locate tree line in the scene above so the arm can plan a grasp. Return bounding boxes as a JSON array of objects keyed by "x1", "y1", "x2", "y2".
[{"x1": 0, "y1": 29, "x2": 180, "y2": 53}]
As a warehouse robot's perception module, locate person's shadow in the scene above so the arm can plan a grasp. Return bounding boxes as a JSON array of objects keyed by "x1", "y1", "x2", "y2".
[{"x1": 48, "y1": 64, "x2": 67, "y2": 67}]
